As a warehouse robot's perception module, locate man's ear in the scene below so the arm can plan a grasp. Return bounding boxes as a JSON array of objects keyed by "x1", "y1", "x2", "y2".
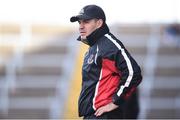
[{"x1": 97, "y1": 19, "x2": 103, "y2": 28}]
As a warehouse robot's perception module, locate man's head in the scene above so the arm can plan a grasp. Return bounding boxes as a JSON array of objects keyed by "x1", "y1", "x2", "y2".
[{"x1": 70, "y1": 5, "x2": 106, "y2": 40}]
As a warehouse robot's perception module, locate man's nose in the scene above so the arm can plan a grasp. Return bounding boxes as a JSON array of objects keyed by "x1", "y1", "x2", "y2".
[{"x1": 79, "y1": 22, "x2": 84, "y2": 29}]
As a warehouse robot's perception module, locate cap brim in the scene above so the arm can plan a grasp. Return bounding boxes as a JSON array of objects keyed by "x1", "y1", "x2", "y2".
[{"x1": 70, "y1": 14, "x2": 93, "y2": 22}]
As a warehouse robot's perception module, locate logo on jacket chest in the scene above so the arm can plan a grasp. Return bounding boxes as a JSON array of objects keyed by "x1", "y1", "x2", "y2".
[{"x1": 87, "y1": 54, "x2": 94, "y2": 64}]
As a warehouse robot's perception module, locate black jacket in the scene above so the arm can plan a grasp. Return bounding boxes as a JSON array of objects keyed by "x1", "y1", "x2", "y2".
[{"x1": 78, "y1": 24, "x2": 142, "y2": 117}]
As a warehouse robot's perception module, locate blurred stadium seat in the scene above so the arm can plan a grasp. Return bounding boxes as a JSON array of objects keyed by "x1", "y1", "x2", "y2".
[{"x1": 0, "y1": 23, "x2": 78, "y2": 119}]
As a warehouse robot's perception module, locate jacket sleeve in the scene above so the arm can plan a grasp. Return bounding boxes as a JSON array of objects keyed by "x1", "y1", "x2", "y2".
[{"x1": 112, "y1": 49, "x2": 142, "y2": 106}]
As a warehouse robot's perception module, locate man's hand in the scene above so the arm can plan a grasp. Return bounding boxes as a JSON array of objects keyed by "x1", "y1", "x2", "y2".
[{"x1": 94, "y1": 102, "x2": 119, "y2": 117}]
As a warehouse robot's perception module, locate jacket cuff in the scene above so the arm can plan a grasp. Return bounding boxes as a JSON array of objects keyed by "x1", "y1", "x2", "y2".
[{"x1": 112, "y1": 93, "x2": 126, "y2": 106}]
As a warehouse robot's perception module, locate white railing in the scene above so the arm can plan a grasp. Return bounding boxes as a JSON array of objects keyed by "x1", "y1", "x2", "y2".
[
  {"x1": 138, "y1": 25, "x2": 160, "y2": 119},
  {"x1": 0, "y1": 24, "x2": 31, "y2": 115},
  {"x1": 50, "y1": 34, "x2": 79, "y2": 119}
]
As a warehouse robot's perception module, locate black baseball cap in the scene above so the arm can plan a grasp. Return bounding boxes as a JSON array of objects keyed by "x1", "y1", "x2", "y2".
[{"x1": 70, "y1": 5, "x2": 106, "y2": 22}]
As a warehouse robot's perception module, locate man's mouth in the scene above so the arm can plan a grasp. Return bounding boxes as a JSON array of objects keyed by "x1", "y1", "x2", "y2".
[
  {"x1": 80, "y1": 31, "x2": 85, "y2": 33},
  {"x1": 80, "y1": 32, "x2": 86, "y2": 35}
]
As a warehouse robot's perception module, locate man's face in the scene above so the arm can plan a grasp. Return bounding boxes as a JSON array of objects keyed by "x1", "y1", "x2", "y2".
[{"x1": 78, "y1": 19, "x2": 102, "y2": 40}]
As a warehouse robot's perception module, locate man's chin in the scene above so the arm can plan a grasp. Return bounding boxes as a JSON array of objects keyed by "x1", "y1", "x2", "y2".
[{"x1": 81, "y1": 36, "x2": 87, "y2": 40}]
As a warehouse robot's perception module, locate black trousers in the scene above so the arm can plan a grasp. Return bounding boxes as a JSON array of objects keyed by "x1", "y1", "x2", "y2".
[{"x1": 84, "y1": 89, "x2": 139, "y2": 119}]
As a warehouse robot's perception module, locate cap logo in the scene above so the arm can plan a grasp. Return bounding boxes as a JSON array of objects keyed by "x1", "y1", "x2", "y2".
[{"x1": 79, "y1": 8, "x2": 84, "y2": 15}]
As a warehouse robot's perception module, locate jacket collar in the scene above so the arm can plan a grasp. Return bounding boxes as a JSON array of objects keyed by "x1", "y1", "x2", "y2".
[{"x1": 77, "y1": 23, "x2": 109, "y2": 46}]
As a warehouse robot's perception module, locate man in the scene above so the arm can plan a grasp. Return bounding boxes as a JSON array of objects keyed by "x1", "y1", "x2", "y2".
[{"x1": 70, "y1": 4, "x2": 142, "y2": 119}]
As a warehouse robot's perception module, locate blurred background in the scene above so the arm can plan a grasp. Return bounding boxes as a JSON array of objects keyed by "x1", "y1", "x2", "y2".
[{"x1": 0, "y1": 0, "x2": 180, "y2": 119}]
